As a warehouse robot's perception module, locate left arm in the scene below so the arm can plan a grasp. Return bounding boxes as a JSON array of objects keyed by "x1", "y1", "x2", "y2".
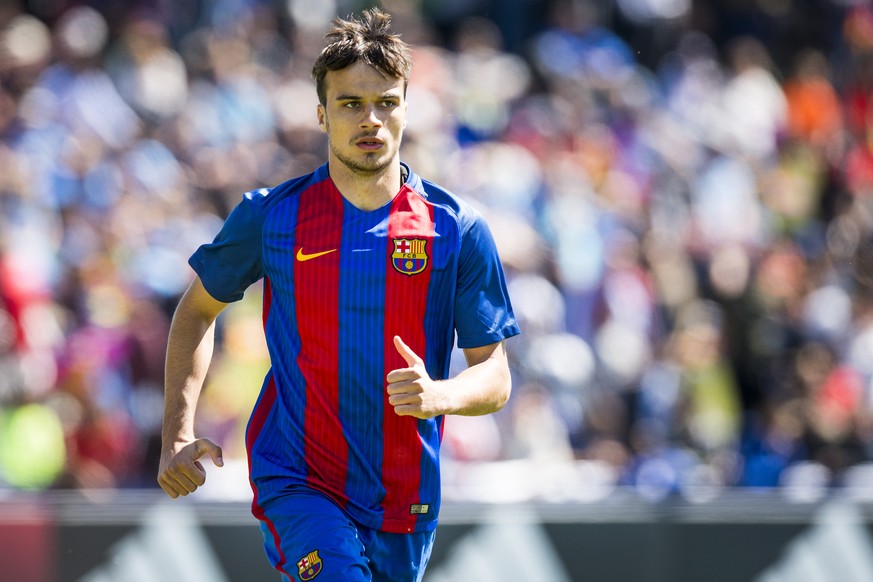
[{"x1": 386, "y1": 336, "x2": 511, "y2": 419}]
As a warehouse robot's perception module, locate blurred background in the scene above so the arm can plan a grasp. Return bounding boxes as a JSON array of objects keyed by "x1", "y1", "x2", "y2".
[{"x1": 3, "y1": 0, "x2": 873, "y2": 580}]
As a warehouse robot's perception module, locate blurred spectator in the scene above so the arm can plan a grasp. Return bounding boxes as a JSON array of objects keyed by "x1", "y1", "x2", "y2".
[{"x1": 2, "y1": 0, "x2": 873, "y2": 504}]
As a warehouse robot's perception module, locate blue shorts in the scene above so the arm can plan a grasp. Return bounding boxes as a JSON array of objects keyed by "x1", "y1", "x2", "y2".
[{"x1": 256, "y1": 486, "x2": 436, "y2": 582}]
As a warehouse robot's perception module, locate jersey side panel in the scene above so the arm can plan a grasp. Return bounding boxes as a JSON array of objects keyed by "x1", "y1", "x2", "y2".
[{"x1": 250, "y1": 187, "x2": 307, "y2": 504}]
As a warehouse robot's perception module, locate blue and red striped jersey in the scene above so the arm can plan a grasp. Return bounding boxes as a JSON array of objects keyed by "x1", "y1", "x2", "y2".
[{"x1": 189, "y1": 162, "x2": 519, "y2": 533}]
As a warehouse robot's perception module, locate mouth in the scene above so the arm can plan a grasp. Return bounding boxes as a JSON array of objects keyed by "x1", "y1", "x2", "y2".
[{"x1": 355, "y1": 136, "x2": 384, "y2": 150}]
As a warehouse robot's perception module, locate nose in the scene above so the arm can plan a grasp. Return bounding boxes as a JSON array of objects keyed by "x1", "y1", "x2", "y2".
[{"x1": 360, "y1": 104, "x2": 382, "y2": 128}]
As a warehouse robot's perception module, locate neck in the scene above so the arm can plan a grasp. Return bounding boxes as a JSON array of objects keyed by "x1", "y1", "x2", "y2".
[{"x1": 328, "y1": 156, "x2": 402, "y2": 212}]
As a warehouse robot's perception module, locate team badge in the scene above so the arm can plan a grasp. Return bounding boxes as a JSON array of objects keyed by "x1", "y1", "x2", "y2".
[
  {"x1": 391, "y1": 238, "x2": 428, "y2": 275},
  {"x1": 297, "y1": 550, "x2": 323, "y2": 581}
]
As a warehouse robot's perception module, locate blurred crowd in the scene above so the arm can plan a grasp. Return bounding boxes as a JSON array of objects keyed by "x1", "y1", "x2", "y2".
[{"x1": 2, "y1": 0, "x2": 873, "y2": 503}]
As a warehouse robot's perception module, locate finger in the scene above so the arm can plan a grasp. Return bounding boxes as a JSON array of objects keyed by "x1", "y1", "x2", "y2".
[
  {"x1": 393, "y1": 335, "x2": 422, "y2": 366},
  {"x1": 177, "y1": 461, "x2": 208, "y2": 488},
  {"x1": 392, "y1": 404, "x2": 425, "y2": 418},
  {"x1": 165, "y1": 449, "x2": 208, "y2": 488},
  {"x1": 386, "y1": 368, "x2": 417, "y2": 386},
  {"x1": 158, "y1": 475, "x2": 181, "y2": 498},
  {"x1": 388, "y1": 392, "x2": 416, "y2": 406},
  {"x1": 195, "y1": 438, "x2": 224, "y2": 467},
  {"x1": 157, "y1": 439, "x2": 222, "y2": 499},
  {"x1": 392, "y1": 405, "x2": 413, "y2": 417},
  {"x1": 159, "y1": 470, "x2": 200, "y2": 497},
  {"x1": 164, "y1": 462, "x2": 205, "y2": 494}
]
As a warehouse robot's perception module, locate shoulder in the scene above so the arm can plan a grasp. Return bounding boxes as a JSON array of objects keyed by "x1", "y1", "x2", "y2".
[
  {"x1": 407, "y1": 167, "x2": 483, "y2": 231},
  {"x1": 241, "y1": 164, "x2": 327, "y2": 211}
]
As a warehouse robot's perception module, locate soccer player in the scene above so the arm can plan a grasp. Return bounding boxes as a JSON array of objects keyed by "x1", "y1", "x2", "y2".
[{"x1": 157, "y1": 8, "x2": 519, "y2": 582}]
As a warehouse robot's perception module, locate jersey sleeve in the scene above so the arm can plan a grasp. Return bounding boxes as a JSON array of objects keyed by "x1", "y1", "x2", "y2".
[
  {"x1": 188, "y1": 188, "x2": 270, "y2": 303},
  {"x1": 453, "y1": 210, "x2": 521, "y2": 348}
]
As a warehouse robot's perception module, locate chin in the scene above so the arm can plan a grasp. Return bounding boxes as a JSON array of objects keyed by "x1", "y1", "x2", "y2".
[
  {"x1": 332, "y1": 142, "x2": 399, "y2": 174},
  {"x1": 343, "y1": 155, "x2": 394, "y2": 175}
]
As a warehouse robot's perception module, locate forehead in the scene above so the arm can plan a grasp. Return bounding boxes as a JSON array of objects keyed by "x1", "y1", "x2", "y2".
[{"x1": 323, "y1": 61, "x2": 405, "y2": 99}]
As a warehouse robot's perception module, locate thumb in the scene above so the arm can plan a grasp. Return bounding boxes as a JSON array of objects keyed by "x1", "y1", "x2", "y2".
[
  {"x1": 196, "y1": 438, "x2": 224, "y2": 467},
  {"x1": 393, "y1": 335, "x2": 422, "y2": 366}
]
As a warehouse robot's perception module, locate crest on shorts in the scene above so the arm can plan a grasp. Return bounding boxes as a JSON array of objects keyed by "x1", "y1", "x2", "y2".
[
  {"x1": 392, "y1": 238, "x2": 428, "y2": 276},
  {"x1": 297, "y1": 550, "x2": 323, "y2": 581}
]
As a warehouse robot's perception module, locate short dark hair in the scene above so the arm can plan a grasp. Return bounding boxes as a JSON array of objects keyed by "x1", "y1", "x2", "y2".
[{"x1": 312, "y1": 8, "x2": 413, "y2": 106}]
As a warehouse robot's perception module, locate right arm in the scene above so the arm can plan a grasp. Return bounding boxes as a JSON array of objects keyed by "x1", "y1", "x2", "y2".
[{"x1": 157, "y1": 276, "x2": 230, "y2": 498}]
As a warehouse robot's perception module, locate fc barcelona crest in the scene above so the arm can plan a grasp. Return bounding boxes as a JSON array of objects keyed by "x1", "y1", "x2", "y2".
[
  {"x1": 297, "y1": 550, "x2": 323, "y2": 581},
  {"x1": 392, "y1": 238, "x2": 428, "y2": 275}
]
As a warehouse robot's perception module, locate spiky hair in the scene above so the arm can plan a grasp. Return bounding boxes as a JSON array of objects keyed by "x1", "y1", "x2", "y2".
[{"x1": 311, "y1": 8, "x2": 413, "y2": 105}]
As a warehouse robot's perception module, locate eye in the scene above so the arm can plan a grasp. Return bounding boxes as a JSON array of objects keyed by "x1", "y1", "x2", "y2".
[{"x1": 343, "y1": 101, "x2": 360, "y2": 108}]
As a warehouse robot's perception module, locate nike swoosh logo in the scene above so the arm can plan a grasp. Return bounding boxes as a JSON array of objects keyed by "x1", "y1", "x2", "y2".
[{"x1": 296, "y1": 248, "x2": 338, "y2": 262}]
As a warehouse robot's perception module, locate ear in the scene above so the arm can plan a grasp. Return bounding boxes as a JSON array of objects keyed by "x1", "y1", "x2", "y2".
[{"x1": 317, "y1": 104, "x2": 327, "y2": 133}]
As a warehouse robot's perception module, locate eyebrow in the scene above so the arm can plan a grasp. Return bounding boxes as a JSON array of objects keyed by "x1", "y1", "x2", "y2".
[{"x1": 334, "y1": 92, "x2": 401, "y2": 101}]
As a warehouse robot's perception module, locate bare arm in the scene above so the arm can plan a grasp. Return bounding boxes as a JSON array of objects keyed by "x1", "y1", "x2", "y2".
[
  {"x1": 386, "y1": 337, "x2": 512, "y2": 419},
  {"x1": 157, "y1": 276, "x2": 230, "y2": 498}
]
